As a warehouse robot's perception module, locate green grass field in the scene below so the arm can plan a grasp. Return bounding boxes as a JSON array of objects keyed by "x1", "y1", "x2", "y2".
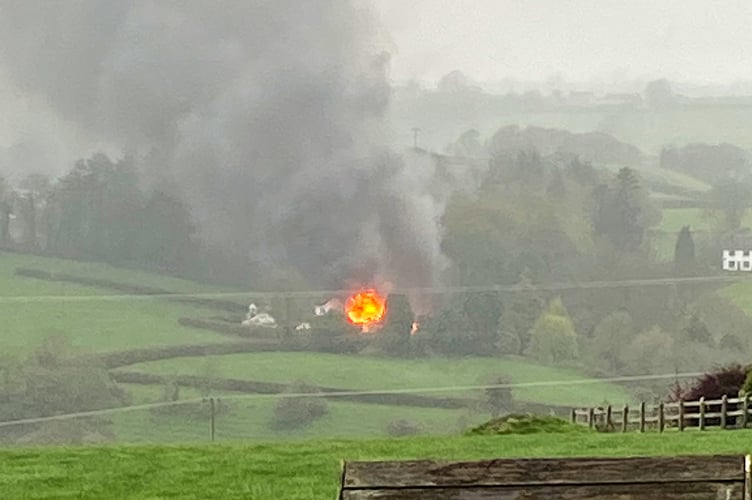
[
  {"x1": 2, "y1": 430, "x2": 752, "y2": 499},
  {"x1": 121, "y1": 352, "x2": 633, "y2": 407},
  {"x1": 0, "y1": 251, "x2": 635, "y2": 445},
  {"x1": 658, "y1": 208, "x2": 713, "y2": 233},
  {"x1": 651, "y1": 206, "x2": 752, "y2": 261},
  {"x1": 109, "y1": 389, "x2": 473, "y2": 444}
]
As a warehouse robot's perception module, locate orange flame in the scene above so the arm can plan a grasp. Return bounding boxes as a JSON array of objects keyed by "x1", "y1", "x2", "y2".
[{"x1": 345, "y1": 289, "x2": 387, "y2": 328}]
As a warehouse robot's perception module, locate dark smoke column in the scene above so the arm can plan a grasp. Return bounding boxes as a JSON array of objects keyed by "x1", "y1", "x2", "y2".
[{"x1": 0, "y1": 0, "x2": 448, "y2": 300}]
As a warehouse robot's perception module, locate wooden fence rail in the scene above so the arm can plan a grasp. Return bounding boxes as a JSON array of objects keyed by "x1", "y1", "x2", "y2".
[
  {"x1": 339, "y1": 454, "x2": 752, "y2": 499},
  {"x1": 572, "y1": 394, "x2": 752, "y2": 432}
]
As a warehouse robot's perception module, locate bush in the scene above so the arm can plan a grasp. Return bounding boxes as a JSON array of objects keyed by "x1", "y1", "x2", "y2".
[
  {"x1": 467, "y1": 414, "x2": 588, "y2": 436},
  {"x1": 270, "y1": 382, "x2": 328, "y2": 430},
  {"x1": 682, "y1": 364, "x2": 749, "y2": 426},
  {"x1": 387, "y1": 419, "x2": 421, "y2": 437},
  {"x1": 526, "y1": 297, "x2": 579, "y2": 363},
  {"x1": 740, "y1": 369, "x2": 752, "y2": 398}
]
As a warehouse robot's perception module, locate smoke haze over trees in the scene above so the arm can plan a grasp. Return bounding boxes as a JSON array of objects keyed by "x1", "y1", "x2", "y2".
[{"x1": 0, "y1": 0, "x2": 448, "y2": 297}]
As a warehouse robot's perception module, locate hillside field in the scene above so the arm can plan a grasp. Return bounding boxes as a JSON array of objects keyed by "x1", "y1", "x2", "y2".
[
  {"x1": 121, "y1": 352, "x2": 633, "y2": 407},
  {"x1": 3, "y1": 430, "x2": 752, "y2": 499},
  {"x1": 0, "y1": 252, "x2": 238, "y2": 354},
  {"x1": 0, "y1": 251, "x2": 634, "y2": 443}
]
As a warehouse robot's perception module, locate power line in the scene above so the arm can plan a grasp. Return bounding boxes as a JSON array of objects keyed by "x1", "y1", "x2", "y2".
[
  {"x1": 0, "y1": 370, "x2": 704, "y2": 428},
  {"x1": 0, "y1": 275, "x2": 740, "y2": 303}
]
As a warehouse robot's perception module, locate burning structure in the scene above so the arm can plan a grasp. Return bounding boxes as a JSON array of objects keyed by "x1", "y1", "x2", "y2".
[{"x1": 344, "y1": 289, "x2": 387, "y2": 332}]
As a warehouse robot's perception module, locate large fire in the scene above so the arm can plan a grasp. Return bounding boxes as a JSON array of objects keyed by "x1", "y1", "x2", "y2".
[{"x1": 345, "y1": 289, "x2": 387, "y2": 329}]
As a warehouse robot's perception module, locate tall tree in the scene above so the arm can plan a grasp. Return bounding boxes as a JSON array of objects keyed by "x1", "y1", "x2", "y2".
[
  {"x1": 673, "y1": 225, "x2": 695, "y2": 275},
  {"x1": 526, "y1": 297, "x2": 579, "y2": 364},
  {"x1": 587, "y1": 311, "x2": 635, "y2": 374},
  {"x1": 592, "y1": 168, "x2": 658, "y2": 252}
]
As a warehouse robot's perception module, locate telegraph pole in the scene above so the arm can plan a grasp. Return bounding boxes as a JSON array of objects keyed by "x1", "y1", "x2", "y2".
[{"x1": 412, "y1": 127, "x2": 420, "y2": 149}]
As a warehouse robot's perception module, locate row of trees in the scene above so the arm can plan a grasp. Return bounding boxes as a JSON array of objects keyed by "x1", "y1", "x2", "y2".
[{"x1": 0, "y1": 154, "x2": 201, "y2": 276}]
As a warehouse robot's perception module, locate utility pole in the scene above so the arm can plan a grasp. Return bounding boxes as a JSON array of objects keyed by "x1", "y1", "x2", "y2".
[{"x1": 412, "y1": 127, "x2": 420, "y2": 149}]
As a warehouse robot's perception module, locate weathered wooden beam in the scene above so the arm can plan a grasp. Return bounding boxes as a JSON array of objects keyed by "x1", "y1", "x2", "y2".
[
  {"x1": 342, "y1": 455, "x2": 746, "y2": 489},
  {"x1": 341, "y1": 481, "x2": 745, "y2": 499}
]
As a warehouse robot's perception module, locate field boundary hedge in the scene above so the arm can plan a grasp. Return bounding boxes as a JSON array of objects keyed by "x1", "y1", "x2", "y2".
[
  {"x1": 14, "y1": 267, "x2": 247, "y2": 312},
  {"x1": 113, "y1": 371, "x2": 475, "y2": 409},
  {"x1": 92, "y1": 340, "x2": 285, "y2": 369}
]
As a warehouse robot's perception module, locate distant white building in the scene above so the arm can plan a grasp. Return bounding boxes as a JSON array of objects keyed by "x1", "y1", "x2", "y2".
[
  {"x1": 241, "y1": 302, "x2": 277, "y2": 328},
  {"x1": 723, "y1": 250, "x2": 752, "y2": 272}
]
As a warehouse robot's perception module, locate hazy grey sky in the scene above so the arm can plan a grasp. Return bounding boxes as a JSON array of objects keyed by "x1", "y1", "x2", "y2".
[{"x1": 374, "y1": 0, "x2": 752, "y2": 85}]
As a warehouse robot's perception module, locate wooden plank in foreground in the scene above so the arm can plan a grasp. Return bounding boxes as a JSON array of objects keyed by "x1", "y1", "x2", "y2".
[
  {"x1": 341, "y1": 481, "x2": 744, "y2": 499},
  {"x1": 342, "y1": 455, "x2": 746, "y2": 489}
]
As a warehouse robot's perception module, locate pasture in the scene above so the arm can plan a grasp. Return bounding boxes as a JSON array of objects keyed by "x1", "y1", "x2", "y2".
[
  {"x1": 0, "y1": 251, "x2": 632, "y2": 444},
  {"x1": 120, "y1": 352, "x2": 633, "y2": 407},
  {"x1": 3, "y1": 429, "x2": 752, "y2": 499},
  {"x1": 0, "y1": 252, "x2": 236, "y2": 354}
]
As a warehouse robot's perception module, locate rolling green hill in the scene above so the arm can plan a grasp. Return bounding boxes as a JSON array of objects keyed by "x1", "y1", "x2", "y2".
[{"x1": 0, "y1": 251, "x2": 639, "y2": 444}]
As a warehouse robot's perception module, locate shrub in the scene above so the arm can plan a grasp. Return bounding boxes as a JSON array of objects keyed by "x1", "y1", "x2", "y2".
[
  {"x1": 740, "y1": 369, "x2": 752, "y2": 398},
  {"x1": 270, "y1": 382, "x2": 328, "y2": 430},
  {"x1": 467, "y1": 414, "x2": 588, "y2": 436},
  {"x1": 682, "y1": 364, "x2": 749, "y2": 426},
  {"x1": 526, "y1": 297, "x2": 579, "y2": 363}
]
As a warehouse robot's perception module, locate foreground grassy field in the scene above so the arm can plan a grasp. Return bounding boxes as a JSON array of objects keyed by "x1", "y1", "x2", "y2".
[{"x1": 3, "y1": 430, "x2": 752, "y2": 499}]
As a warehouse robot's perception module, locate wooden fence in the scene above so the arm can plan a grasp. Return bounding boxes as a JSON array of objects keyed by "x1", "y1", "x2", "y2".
[{"x1": 572, "y1": 394, "x2": 752, "y2": 432}]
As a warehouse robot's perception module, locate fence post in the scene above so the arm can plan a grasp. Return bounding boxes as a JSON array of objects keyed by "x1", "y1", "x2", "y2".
[
  {"x1": 744, "y1": 395, "x2": 750, "y2": 429},
  {"x1": 639, "y1": 401, "x2": 646, "y2": 432},
  {"x1": 721, "y1": 395, "x2": 728, "y2": 429},
  {"x1": 588, "y1": 407, "x2": 595, "y2": 429},
  {"x1": 658, "y1": 402, "x2": 665, "y2": 433},
  {"x1": 678, "y1": 400, "x2": 685, "y2": 431},
  {"x1": 210, "y1": 397, "x2": 216, "y2": 442},
  {"x1": 606, "y1": 405, "x2": 612, "y2": 431},
  {"x1": 699, "y1": 397, "x2": 706, "y2": 431},
  {"x1": 571, "y1": 408, "x2": 577, "y2": 424},
  {"x1": 622, "y1": 405, "x2": 629, "y2": 432}
]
